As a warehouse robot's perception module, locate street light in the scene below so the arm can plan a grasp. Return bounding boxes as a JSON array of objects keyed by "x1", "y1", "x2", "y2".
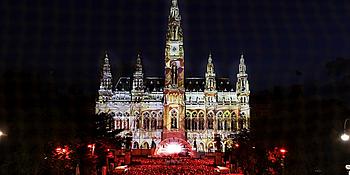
[
  {"x1": 0, "y1": 130, "x2": 7, "y2": 137},
  {"x1": 341, "y1": 119, "x2": 350, "y2": 141}
]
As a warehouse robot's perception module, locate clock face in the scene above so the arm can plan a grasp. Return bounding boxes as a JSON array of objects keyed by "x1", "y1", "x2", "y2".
[{"x1": 170, "y1": 44, "x2": 179, "y2": 56}]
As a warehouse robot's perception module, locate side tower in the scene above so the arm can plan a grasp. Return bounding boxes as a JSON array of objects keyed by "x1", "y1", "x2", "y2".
[
  {"x1": 163, "y1": 0, "x2": 186, "y2": 139},
  {"x1": 204, "y1": 53, "x2": 217, "y2": 105},
  {"x1": 236, "y1": 54, "x2": 250, "y2": 130},
  {"x1": 131, "y1": 54, "x2": 144, "y2": 101},
  {"x1": 97, "y1": 52, "x2": 113, "y2": 109}
]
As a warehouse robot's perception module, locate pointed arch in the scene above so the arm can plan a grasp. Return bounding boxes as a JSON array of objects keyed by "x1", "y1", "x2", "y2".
[
  {"x1": 198, "y1": 142, "x2": 205, "y2": 152},
  {"x1": 216, "y1": 111, "x2": 223, "y2": 130},
  {"x1": 142, "y1": 142, "x2": 149, "y2": 149},
  {"x1": 198, "y1": 111, "x2": 205, "y2": 130},
  {"x1": 134, "y1": 112, "x2": 141, "y2": 129},
  {"x1": 185, "y1": 111, "x2": 191, "y2": 130},
  {"x1": 208, "y1": 142, "x2": 214, "y2": 152},
  {"x1": 231, "y1": 112, "x2": 237, "y2": 131},
  {"x1": 157, "y1": 111, "x2": 163, "y2": 129},
  {"x1": 239, "y1": 112, "x2": 246, "y2": 130},
  {"x1": 142, "y1": 112, "x2": 150, "y2": 130},
  {"x1": 223, "y1": 111, "x2": 231, "y2": 130},
  {"x1": 116, "y1": 112, "x2": 123, "y2": 129},
  {"x1": 192, "y1": 111, "x2": 198, "y2": 130},
  {"x1": 207, "y1": 111, "x2": 214, "y2": 129},
  {"x1": 133, "y1": 142, "x2": 139, "y2": 149}
]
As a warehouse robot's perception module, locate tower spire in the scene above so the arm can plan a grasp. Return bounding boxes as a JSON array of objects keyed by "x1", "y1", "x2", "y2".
[
  {"x1": 132, "y1": 53, "x2": 144, "y2": 101},
  {"x1": 239, "y1": 53, "x2": 246, "y2": 74},
  {"x1": 135, "y1": 53, "x2": 143, "y2": 73},
  {"x1": 206, "y1": 52, "x2": 215, "y2": 75},
  {"x1": 167, "y1": 0, "x2": 182, "y2": 41},
  {"x1": 236, "y1": 53, "x2": 249, "y2": 103},
  {"x1": 100, "y1": 51, "x2": 112, "y2": 90},
  {"x1": 205, "y1": 52, "x2": 216, "y2": 92},
  {"x1": 98, "y1": 51, "x2": 113, "y2": 101},
  {"x1": 169, "y1": 0, "x2": 181, "y2": 20}
]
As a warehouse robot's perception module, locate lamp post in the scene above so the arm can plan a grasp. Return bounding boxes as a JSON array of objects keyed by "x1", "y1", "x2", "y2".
[{"x1": 341, "y1": 119, "x2": 350, "y2": 141}]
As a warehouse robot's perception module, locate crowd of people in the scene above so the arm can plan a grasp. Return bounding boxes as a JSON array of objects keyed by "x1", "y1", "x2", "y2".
[
  {"x1": 116, "y1": 157, "x2": 220, "y2": 175},
  {"x1": 123, "y1": 164, "x2": 218, "y2": 175}
]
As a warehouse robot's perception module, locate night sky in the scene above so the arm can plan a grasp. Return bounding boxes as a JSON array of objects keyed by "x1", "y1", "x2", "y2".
[
  {"x1": 1, "y1": 0, "x2": 350, "y2": 91},
  {"x1": 1, "y1": 0, "x2": 350, "y2": 174}
]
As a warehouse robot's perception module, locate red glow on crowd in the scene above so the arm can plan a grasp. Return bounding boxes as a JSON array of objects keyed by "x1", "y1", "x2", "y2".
[{"x1": 279, "y1": 148, "x2": 287, "y2": 154}]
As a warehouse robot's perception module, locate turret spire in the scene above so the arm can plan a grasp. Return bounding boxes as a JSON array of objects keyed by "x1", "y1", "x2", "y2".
[
  {"x1": 236, "y1": 53, "x2": 250, "y2": 104},
  {"x1": 98, "y1": 51, "x2": 113, "y2": 101},
  {"x1": 135, "y1": 53, "x2": 143, "y2": 73},
  {"x1": 132, "y1": 53, "x2": 144, "y2": 99},
  {"x1": 208, "y1": 52, "x2": 212, "y2": 64},
  {"x1": 239, "y1": 53, "x2": 246, "y2": 74},
  {"x1": 205, "y1": 52, "x2": 216, "y2": 92},
  {"x1": 167, "y1": 0, "x2": 182, "y2": 41},
  {"x1": 100, "y1": 51, "x2": 112, "y2": 90},
  {"x1": 169, "y1": 0, "x2": 181, "y2": 20},
  {"x1": 206, "y1": 52, "x2": 215, "y2": 75}
]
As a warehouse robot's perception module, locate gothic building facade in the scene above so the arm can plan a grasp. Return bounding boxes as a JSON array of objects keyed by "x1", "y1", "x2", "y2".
[{"x1": 95, "y1": 0, "x2": 250, "y2": 153}]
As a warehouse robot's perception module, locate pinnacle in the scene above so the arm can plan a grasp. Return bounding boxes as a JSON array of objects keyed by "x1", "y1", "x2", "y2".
[
  {"x1": 240, "y1": 53, "x2": 245, "y2": 64},
  {"x1": 136, "y1": 53, "x2": 141, "y2": 65},
  {"x1": 208, "y1": 52, "x2": 212, "y2": 63}
]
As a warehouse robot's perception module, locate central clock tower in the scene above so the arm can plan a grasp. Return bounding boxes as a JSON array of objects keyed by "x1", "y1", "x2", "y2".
[{"x1": 163, "y1": 0, "x2": 185, "y2": 140}]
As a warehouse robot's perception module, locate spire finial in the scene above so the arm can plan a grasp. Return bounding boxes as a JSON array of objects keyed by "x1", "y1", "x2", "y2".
[
  {"x1": 208, "y1": 52, "x2": 212, "y2": 63},
  {"x1": 104, "y1": 50, "x2": 109, "y2": 61},
  {"x1": 169, "y1": 0, "x2": 180, "y2": 20},
  {"x1": 172, "y1": 0, "x2": 178, "y2": 7},
  {"x1": 137, "y1": 53, "x2": 141, "y2": 64},
  {"x1": 240, "y1": 52, "x2": 244, "y2": 64}
]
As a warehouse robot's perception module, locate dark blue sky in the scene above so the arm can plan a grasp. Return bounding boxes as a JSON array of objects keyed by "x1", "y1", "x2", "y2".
[{"x1": 1, "y1": 0, "x2": 350, "y2": 91}]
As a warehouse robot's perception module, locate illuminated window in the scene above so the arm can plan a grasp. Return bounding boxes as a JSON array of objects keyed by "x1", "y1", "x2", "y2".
[
  {"x1": 207, "y1": 112, "x2": 214, "y2": 129},
  {"x1": 217, "y1": 112, "x2": 223, "y2": 130},
  {"x1": 224, "y1": 111, "x2": 230, "y2": 130},
  {"x1": 192, "y1": 112, "x2": 198, "y2": 130},
  {"x1": 143, "y1": 112, "x2": 150, "y2": 130},
  {"x1": 171, "y1": 109, "x2": 178, "y2": 129},
  {"x1": 199, "y1": 112, "x2": 205, "y2": 130},
  {"x1": 231, "y1": 113, "x2": 236, "y2": 131}
]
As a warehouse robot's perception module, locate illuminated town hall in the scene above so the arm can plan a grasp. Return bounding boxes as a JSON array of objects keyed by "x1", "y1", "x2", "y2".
[{"x1": 96, "y1": 0, "x2": 250, "y2": 154}]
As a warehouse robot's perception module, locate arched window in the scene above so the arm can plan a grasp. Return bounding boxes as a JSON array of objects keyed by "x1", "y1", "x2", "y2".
[
  {"x1": 207, "y1": 112, "x2": 214, "y2": 129},
  {"x1": 123, "y1": 119, "x2": 129, "y2": 130},
  {"x1": 192, "y1": 112, "x2": 198, "y2": 130},
  {"x1": 116, "y1": 112, "x2": 122, "y2": 129},
  {"x1": 124, "y1": 113, "x2": 130, "y2": 130},
  {"x1": 239, "y1": 113, "x2": 245, "y2": 129},
  {"x1": 199, "y1": 143, "x2": 205, "y2": 152},
  {"x1": 151, "y1": 112, "x2": 157, "y2": 130},
  {"x1": 208, "y1": 143, "x2": 214, "y2": 152},
  {"x1": 143, "y1": 112, "x2": 150, "y2": 130},
  {"x1": 135, "y1": 112, "x2": 140, "y2": 129},
  {"x1": 231, "y1": 113, "x2": 236, "y2": 131},
  {"x1": 151, "y1": 118, "x2": 157, "y2": 130},
  {"x1": 143, "y1": 142, "x2": 149, "y2": 149},
  {"x1": 217, "y1": 112, "x2": 223, "y2": 130},
  {"x1": 198, "y1": 112, "x2": 205, "y2": 130},
  {"x1": 133, "y1": 142, "x2": 139, "y2": 149},
  {"x1": 157, "y1": 112, "x2": 163, "y2": 129},
  {"x1": 224, "y1": 111, "x2": 230, "y2": 130},
  {"x1": 170, "y1": 109, "x2": 178, "y2": 129},
  {"x1": 185, "y1": 111, "x2": 191, "y2": 130}
]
